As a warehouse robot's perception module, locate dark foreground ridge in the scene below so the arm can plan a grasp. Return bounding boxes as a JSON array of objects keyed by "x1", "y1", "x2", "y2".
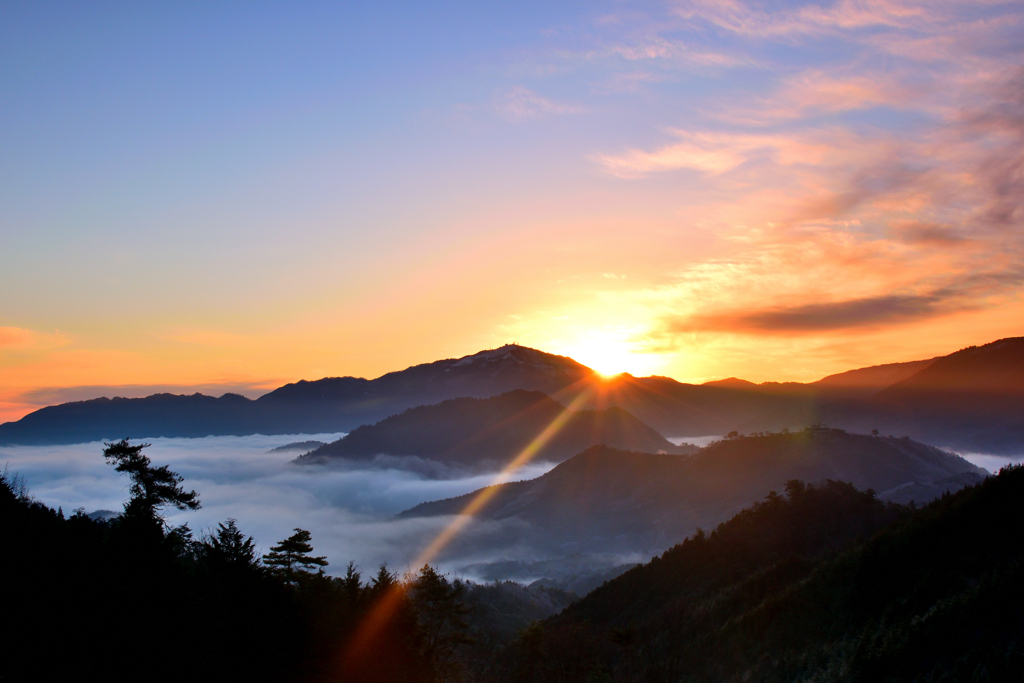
[
  {"x1": 296, "y1": 389, "x2": 693, "y2": 469},
  {"x1": 487, "y1": 465, "x2": 1024, "y2": 683}
]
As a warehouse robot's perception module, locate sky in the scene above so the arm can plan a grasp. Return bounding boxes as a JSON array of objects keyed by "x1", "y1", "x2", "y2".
[{"x1": 2, "y1": 0, "x2": 1023, "y2": 422}]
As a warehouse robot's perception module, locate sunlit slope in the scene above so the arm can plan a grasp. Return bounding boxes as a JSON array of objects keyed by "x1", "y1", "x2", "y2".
[
  {"x1": 295, "y1": 389, "x2": 691, "y2": 468},
  {"x1": 399, "y1": 429, "x2": 984, "y2": 556},
  {"x1": 510, "y1": 466, "x2": 1024, "y2": 682}
]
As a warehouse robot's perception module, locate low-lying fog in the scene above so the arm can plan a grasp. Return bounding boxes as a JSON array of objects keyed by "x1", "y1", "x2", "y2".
[
  {"x1": 3, "y1": 434, "x2": 1014, "y2": 580},
  {"x1": 0, "y1": 434, "x2": 558, "y2": 577}
]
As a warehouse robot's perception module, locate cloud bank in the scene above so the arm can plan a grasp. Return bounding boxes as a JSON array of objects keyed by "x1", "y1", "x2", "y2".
[{"x1": 0, "y1": 434, "x2": 558, "y2": 577}]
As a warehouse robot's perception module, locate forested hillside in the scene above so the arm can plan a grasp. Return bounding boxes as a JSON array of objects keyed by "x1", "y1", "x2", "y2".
[
  {"x1": 0, "y1": 444, "x2": 567, "y2": 683},
  {"x1": 487, "y1": 467, "x2": 1024, "y2": 682}
]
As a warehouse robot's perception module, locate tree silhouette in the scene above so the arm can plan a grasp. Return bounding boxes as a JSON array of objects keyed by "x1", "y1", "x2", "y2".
[
  {"x1": 263, "y1": 528, "x2": 327, "y2": 584},
  {"x1": 342, "y1": 561, "x2": 363, "y2": 604},
  {"x1": 371, "y1": 563, "x2": 398, "y2": 595},
  {"x1": 410, "y1": 565, "x2": 473, "y2": 683},
  {"x1": 103, "y1": 438, "x2": 200, "y2": 523},
  {"x1": 200, "y1": 518, "x2": 259, "y2": 571}
]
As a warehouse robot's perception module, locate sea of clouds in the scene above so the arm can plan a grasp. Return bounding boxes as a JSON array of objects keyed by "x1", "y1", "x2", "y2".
[
  {"x1": 3, "y1": 434, "x2": 1015, "y2": 579},
  {"x1": 0, "y1": 434, "x2": 558, "y2": 577}
]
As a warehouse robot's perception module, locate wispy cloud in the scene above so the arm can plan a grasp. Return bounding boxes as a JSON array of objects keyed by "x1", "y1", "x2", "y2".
[
  {"x1": 593, "y1": 130, "x2": 835, "y2": 178},
  {"x1": 674, "y1": 0, "x2": 935, "y2": 39},
  {"x1": 605, "y1": 36, "x2": 747, "y2": 67},
  {"x1": 493, "y1": 86, "x2": 582, "y2": 122},
  {"x1": 0, "y1": 326, "x2": 68, "y2": 350}
]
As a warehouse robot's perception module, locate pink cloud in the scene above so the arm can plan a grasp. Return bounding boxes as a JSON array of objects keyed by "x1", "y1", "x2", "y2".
[
  {"x1": 593, "y1": 129, "x2": 842, "y2": 178},
  {"x1": 674, "y1": 0, "x2": 937, "y2": 39}
]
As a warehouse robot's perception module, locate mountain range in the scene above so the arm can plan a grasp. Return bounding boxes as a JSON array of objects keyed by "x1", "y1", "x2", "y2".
[
  {"x1": 398, "y1": 428, "x2": 985, "y2": 559},
  {"x1": 0, "y1": 345, "x2": 589, "y2": 445},
  {"x1": 295, "y1": 389, "x2": 693, "y2": 470},
  {"x1": 2, "y1": 337, "x2": 1022, "y2": 454}
]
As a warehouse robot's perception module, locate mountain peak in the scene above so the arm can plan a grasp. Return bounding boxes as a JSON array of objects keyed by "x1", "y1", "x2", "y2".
[
  {"x1": 702, "y1": 377, "x2": 757, "y2": 389},
  {"x1": 446, "y1": 344, "x2": 592, "y2": 374}
]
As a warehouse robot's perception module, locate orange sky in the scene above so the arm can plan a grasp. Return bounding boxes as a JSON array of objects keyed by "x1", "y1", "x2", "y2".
[{"x1": 2, "y1": 1, "x2": 1023, "y2": 423}]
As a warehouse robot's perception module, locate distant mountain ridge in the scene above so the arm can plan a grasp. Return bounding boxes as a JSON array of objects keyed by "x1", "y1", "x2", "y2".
[
  {"x1": 2, "y1": 338, "x2": 1023, "y2": 454},
  {"x1": 296, "y1": 389, "x2": 692, "y2": 469},
  {"x1": 399, "y1": 428, "x2": 985, "y2": 558},
  {"x1": 0, "y1": 345, "x2": 594, "y2": 445},
  {"x1": 814, "y1": 357, "x2": 938, "y2": 394}
]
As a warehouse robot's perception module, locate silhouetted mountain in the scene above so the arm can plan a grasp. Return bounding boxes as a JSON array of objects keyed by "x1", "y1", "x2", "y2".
[
  {"x1": 492, "y1": 466, "x2": 1024, "y2": 683},
  {"x1": 0, "y1": 392, "x2": 264, "y2": 445},
  {"x1": 560, "y1": 337, "x2": 1024, "y2": 454},
  {"x1": 846, "y1": 337, "x2": 1024, "y2": 452},
  {"x1": 399, "y1": 429, "x2": 984, "y2": 558},
  {"x1": 3, "y1": 338, "x2": 1023, "y2": 455},
  {"x1": 813, "y1": 356, "x2": 937, "y2": 395},
  {"x1": 557, "y1": 372, "x2": 819, "y2": 439},
  {"x1": 0, "y1": 345, "x2": 595, "y2": 444},
  {"x1": 295, "y1": 390, "x2": 691, "y2": 469}
]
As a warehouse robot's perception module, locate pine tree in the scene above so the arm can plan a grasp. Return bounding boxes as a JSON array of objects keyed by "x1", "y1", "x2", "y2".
[
  {"x1": 201, "y1": 518, "x2": 260, "y2": 572},
  {"x1": 411, "y1": 565, "x2": 473, "y2": 682},
  {"x1": 342, "y1": 561, "x2": 363, "y2": 604},
  {"x1": 370, "y1": 563, "x2": 398, "y2": 598},
  {"x1": 103, "y1": 438, "x2": 200, "y2": 524},
  {"x1": 262, "y1": 528, "x2": 327, "y2": 584}
]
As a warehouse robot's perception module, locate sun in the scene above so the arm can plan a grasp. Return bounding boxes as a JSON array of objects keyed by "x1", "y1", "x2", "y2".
[{"x1": 561, "y1": 336, "x2": 653, "y2": 377}]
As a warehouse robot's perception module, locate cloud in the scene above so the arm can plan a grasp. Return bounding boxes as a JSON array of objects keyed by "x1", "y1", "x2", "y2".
[
  {"x1": 593, "y1": 134, "x2": 747, "y2": 177},
  {"x1": 593, "y1": 130, "x2": 834, "y2": 178},
  {"x1": 0, "y1": 434, "x2": 561, "y2": 575},
  {"x1": 651, "y1": 252, "x2": 1024, "y2": 337},
  {"x1": 0, "y1": 326, "x2": 68, "y2": 350},
  {"x1": 890, "y1": 220, "x2": 969, "y2": 245},
  {"x1": 493, "y1": 86, "x2": 582, "y2": 122},
  {"x1": 672, "y1": 293, "x2": 948, "y2": 332},
  {"x1": 674, "y1": 0, "x2": 935, "y2": 39},
  {"x1": 585, "y1": 4, "x2": 1024, "y2": 349},
  {"x1": 605, "y1": 37, "x2": 746, "y2": 67}
]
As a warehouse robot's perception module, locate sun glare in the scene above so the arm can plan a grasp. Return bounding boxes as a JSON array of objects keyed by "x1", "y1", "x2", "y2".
[{"x1": 559, "y1": 336, "x2": 654, "y2": 377}]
